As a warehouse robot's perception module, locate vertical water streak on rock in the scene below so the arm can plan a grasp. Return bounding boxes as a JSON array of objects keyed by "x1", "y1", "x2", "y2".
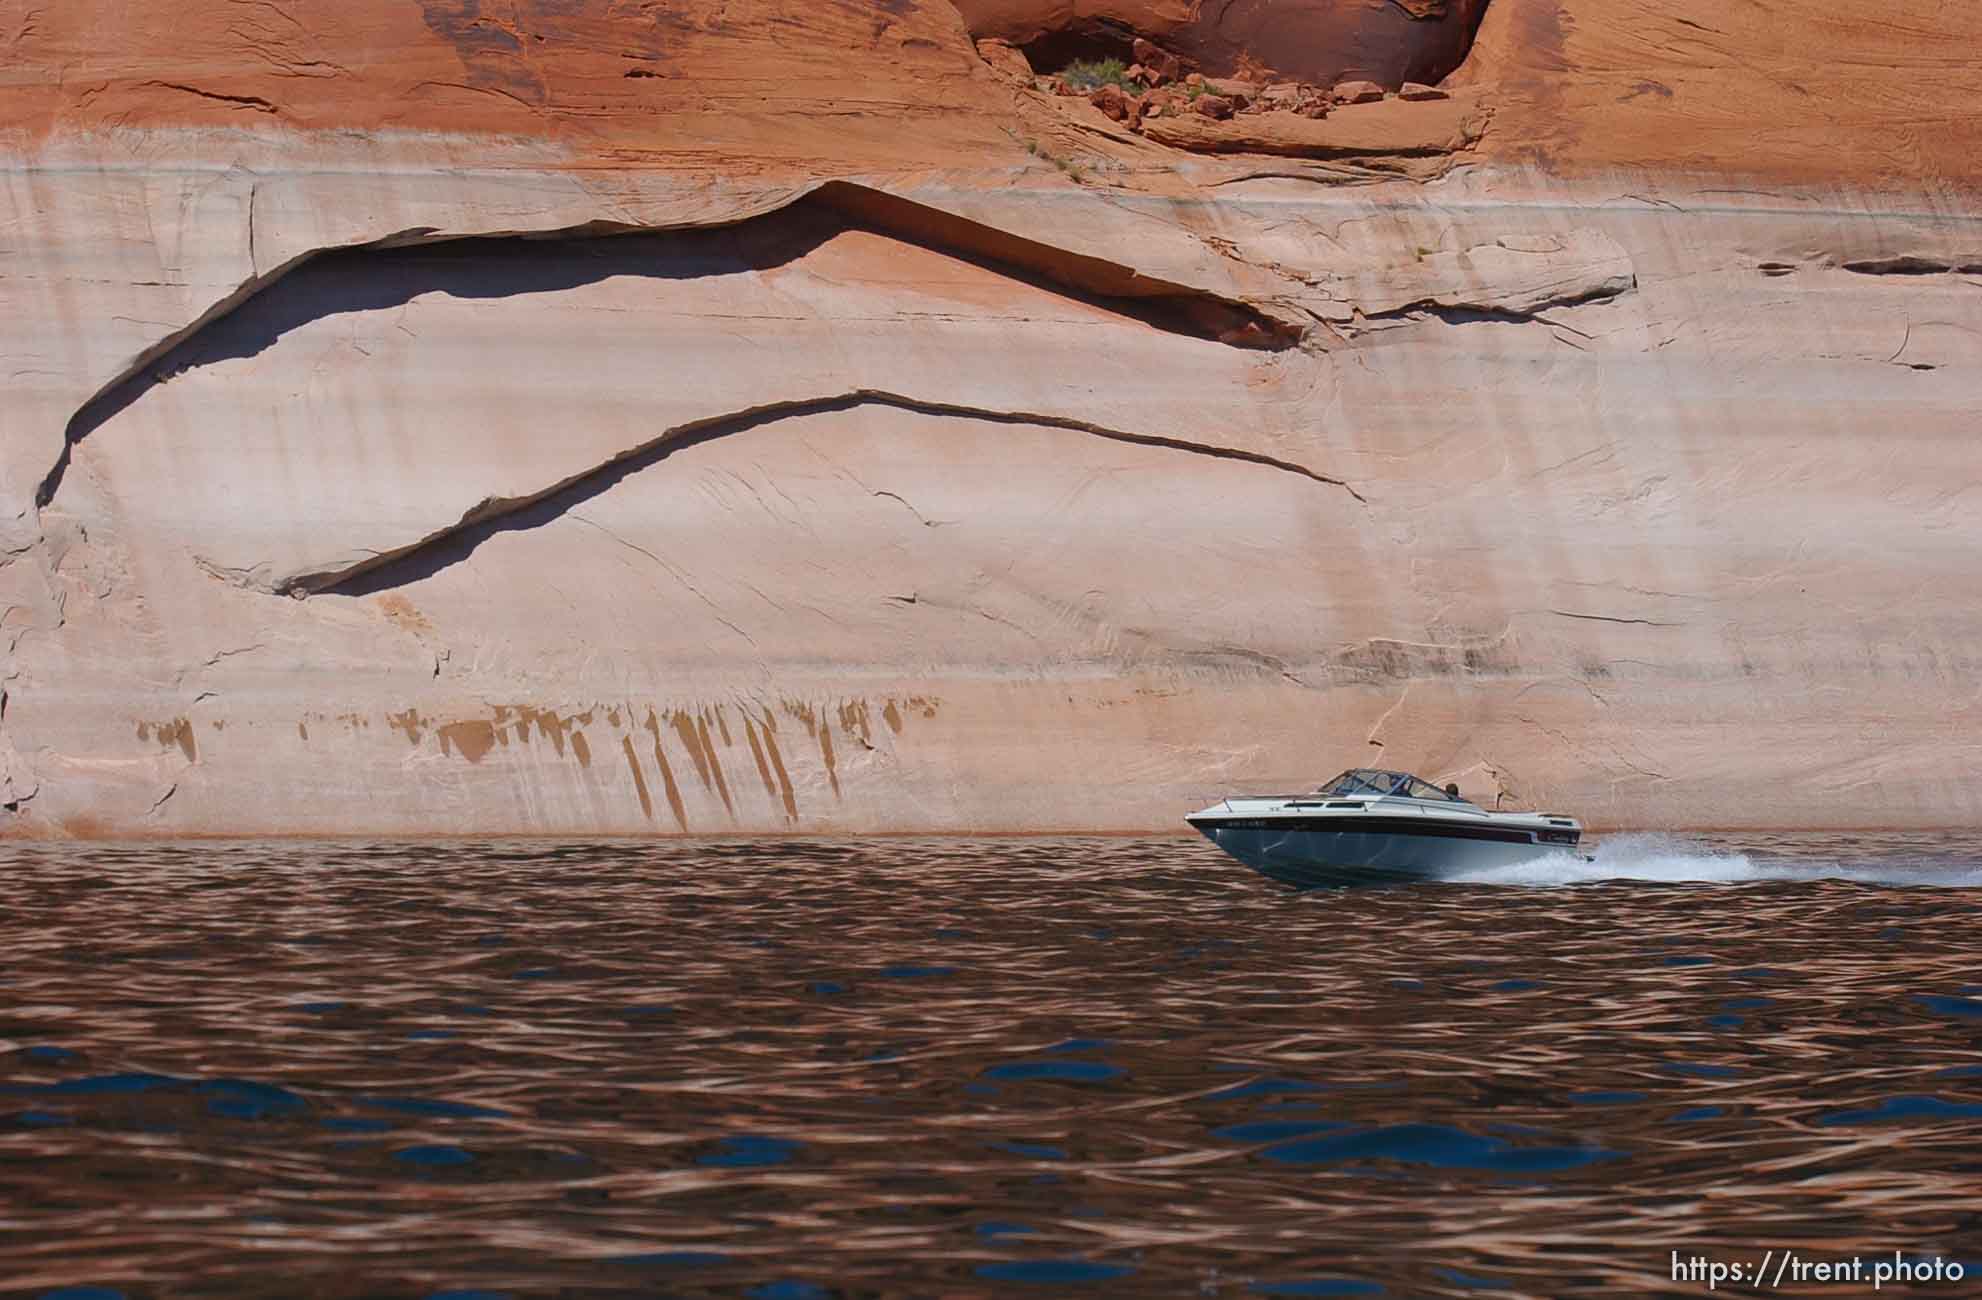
[
  {"x1": 620, "y1": 735, "x2": 654, "y2": 820},
  {"x1": 644, "y1": 709, "x2": 689, "y2": 831},
  {"x1": 819, "y1": 723, "x2": 840, "y2": 798},
  {"x1": 760, "y1": 707, "x2": 798, "y2": 821},
  {"x1": 527, "y1": 708, "x2": 567, "y2": 758},
  {"x1": 743, "y1": 715, "x2": 777, "y2": 801},
  {"x1": 669, "y1": 711, "x2": 712, "y2": 789},
  {"x1": 839, "y1": 699, "x2": 872, "y2": 748},
  {"x1": 697, "y1": 712, "x2": 734, "y2": 815}
]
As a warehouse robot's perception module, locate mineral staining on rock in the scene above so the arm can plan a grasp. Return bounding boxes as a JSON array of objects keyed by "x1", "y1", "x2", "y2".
[{"x1": 1, "y1": 0, "x2": 1980, "y2": 835}]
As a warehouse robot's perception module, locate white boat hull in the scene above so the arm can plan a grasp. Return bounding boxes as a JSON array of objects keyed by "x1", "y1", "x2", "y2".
[
  {"x1": 1191, "y1": 819, "x2": 1570, "y2": 888},
  {"x1": 1188, "y1": 769, "x2": 1585, "y2": 889}
]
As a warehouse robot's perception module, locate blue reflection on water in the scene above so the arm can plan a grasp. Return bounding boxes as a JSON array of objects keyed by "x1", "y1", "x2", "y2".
[
  {"x1": 975, "y1": 1259, "x2": 1135, "y2": 1283},
  {"x1": 1263, "y1": 1123, "x2": 1618, "y2": 1172},
  {"x1": 699, "y1": 1135, "x2": 803, "y2": 1167},
  {"x1": 1816, "y1": 1095, "x2": 1982, "y2": 1126},
  {"x1": 982, "y1": 1060, "x2": 1121, "y2": 1083}
]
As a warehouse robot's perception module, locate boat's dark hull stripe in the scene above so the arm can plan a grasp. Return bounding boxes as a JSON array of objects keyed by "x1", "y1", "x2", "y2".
[{"x1": 1186, "y1": 815, "x2": 1577, "y2": 846}]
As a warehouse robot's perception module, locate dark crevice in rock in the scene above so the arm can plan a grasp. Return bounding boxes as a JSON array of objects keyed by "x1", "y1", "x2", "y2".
[
  {"x1": 1367, "y1": 288, "x2": 1631, "y2": 327},
  {"x1": 1842, "y1": 256, "x2": 1955, "y2": 276},
  {"x1": 142, "y1": 81, "x2": 281, "y2": 113},
  {"x1": 1548, "y1": 610, "x2": 1682, "y2": 628},
  {"x1": 35, "y1": 217, "x2": 646, "y2": 511},
  {"x1": 37, "y1": 244, "x2": 324, "y2": 512},
  {"x1": 808, "y1": 183, "x2": 1296, "y2": 348},
  {"x1": 1013, "y1": 19, "x2": 1144, "y2": 75},
  {"x1": 39, "y1": 185, "x2": 1294, "y2": 511},
  {"x1": 300, "y1": 390, "x2": 1363, "y2": 598}
]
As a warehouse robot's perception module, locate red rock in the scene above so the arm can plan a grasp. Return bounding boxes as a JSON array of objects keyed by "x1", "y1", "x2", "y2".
[
  {"x1": 1331, "y1": 80, "x2": 1386, "y2": 105},
  {"x1": 974, "y1": 39, "x2": 1034, "y2": 84},
  {"x1": 1194, "y1": 94, "x2": 1234, "y2": 120},
  {"x1": 1184, "y1": 72, "x2": 1207, "y2": 90},
  {"x1": 0, "y1": 0, "x2": 1025, "y2": 165},
  {"x1": 1400, "y1": 81, "x2": 1449, "y2": 101},
  {"x1": 1141, "y1": 93, "x2": 1481, "y2": 163},
  {"x1": 1461, "y1": 0, "x2": 1982, "y2": 177},
  {"x1": 1131, "y1": 38, "x2": 1185, "y2": 86},
  {"x1": 1089, "y1": 84, "x2": 1132, "y2": 123},
  {"x1": 1205, "y1": 81, "x2": 1252, "y2": 112}
]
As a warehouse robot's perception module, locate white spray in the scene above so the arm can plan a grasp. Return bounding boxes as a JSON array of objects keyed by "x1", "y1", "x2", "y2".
[{"x1": 1447, "y1": 832, "x2": 1982, "y2": 887}]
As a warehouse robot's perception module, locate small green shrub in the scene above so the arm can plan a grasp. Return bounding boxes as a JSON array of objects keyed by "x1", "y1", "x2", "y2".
[{"x1": 1060, "y1": 57, "x2": 1141, "y2": 92}]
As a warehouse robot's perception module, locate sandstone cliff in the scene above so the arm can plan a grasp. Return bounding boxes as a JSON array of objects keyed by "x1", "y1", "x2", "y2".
[{"x1": 1, "y1": 0, "x2": 1978, "y2": 835}]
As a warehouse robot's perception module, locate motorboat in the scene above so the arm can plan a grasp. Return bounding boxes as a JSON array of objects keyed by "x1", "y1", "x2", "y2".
[{"x1": 1186, "y1": 768, "x2": 1584, "y2": 888}]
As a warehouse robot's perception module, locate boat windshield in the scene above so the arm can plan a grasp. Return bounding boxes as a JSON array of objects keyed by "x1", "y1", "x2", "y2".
[{"x1": 1312, "y1": 769, "x2": 1465, "y2": 802}]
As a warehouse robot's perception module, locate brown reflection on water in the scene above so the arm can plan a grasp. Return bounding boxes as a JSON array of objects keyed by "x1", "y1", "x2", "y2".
[{"x1": 2, "y1": 835, "x2": 1982, "y2": 1298}]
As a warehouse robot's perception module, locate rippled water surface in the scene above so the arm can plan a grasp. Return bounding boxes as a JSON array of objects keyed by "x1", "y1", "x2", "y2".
[{"x1": 6, "y1": 833, "x2": 1982, "y2": 1298}]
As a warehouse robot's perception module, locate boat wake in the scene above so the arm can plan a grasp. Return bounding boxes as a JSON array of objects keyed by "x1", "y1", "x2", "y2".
[{"x1": 1448, "y1": 833, "x2": 1982, "y2": 887}]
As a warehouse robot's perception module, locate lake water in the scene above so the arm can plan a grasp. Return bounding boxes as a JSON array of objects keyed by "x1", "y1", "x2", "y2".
[{"x1": 5, "y1": 833, "x2": 1982, "y2": 1298}]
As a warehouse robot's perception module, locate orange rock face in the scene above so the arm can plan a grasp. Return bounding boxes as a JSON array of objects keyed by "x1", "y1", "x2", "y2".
[
  {"x1": 0, "y1": 0, "x2": 1011, "y2": 171},
  {"x1": 1463, "y1": 0, "x2": 1982, "y2": 185},
  {"x1": 7, "y1": 0, "x2": 1979, "y2": 187}
]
